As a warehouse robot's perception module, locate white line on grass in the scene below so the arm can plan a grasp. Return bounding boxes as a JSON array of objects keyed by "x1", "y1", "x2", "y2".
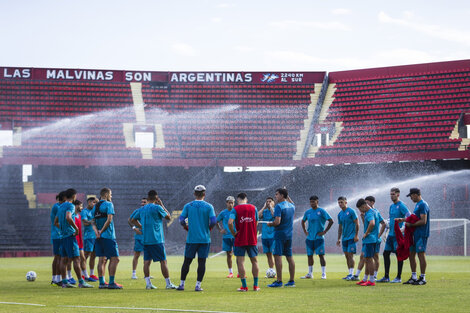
[
  {"x1": 59, "y1": 305, "x2": 241, "y2": 313},
  {"x1": 0, "y1": 301, "x2": 46, "y2": 307}
]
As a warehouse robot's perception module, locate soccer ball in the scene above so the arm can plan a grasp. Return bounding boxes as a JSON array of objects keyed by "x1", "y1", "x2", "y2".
[
  {"x1": 266, "y1": 268, "x2": 276, "y2": 278},
  {"x1": 26, "y1": 271, "x2": 37, "y2": 282}
]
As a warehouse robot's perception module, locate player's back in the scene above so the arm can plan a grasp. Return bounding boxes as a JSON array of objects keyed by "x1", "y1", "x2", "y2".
[
  {"x1": 183, "y1": 200, "x2": 215, "y2": 244},
  {"x1": 58, "y1": 202, "x2": 75, "y2": 237},
  {"x1": 233, "y1": 204, "x2": 258, "y2": 246},
  {"x1": 139, "y1": 203, "x2": 166, "y2": 244}
]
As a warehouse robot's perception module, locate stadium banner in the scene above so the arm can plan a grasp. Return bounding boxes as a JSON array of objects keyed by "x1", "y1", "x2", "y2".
[{"x1": 0, "y1": 67, "x2": 325, "y2": 84}]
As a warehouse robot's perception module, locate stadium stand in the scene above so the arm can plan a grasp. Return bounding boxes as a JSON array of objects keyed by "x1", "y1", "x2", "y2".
[
  {"x1": 307, "y1": 60, "x2": 470, "y2": 163},
  {"x1": 0, "y1": 69, "x2": 325, "y2": 166},
  {"x1": 0, "y1": 62, "x2": 469, "y2": 255}
]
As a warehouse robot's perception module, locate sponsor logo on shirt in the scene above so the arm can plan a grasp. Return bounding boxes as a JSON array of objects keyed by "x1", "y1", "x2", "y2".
[
  {"x1": 240, "y1": 216, "x2": 254, "y2": 223},
  {"x1": 317, "y1": 211, "x2": 321, "y2": 215}
]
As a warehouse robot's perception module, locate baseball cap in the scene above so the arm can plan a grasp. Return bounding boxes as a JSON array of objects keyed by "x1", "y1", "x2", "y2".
[
  {"x1": 194, "y1": 185, "x2": 206, "y2": 192},
  {"x1": 226, "y1": 196, "x2": 235, "y2": 202},
  {"x1": 406, "y1": 188, "x2": 421, "y2": 197}
]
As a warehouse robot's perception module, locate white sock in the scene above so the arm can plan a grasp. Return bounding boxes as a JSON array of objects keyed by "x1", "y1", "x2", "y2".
[
  {"x1": 53, "y1": 275, "x2": 58, "y2": 282},
  {"x1": 269, "y1": 268, "x2": 274, "y2": 271},
  {"x1": 355, "y1": 269, "x2": 361, "y2": 276},
  {"x1": 373, "y1": 271, "x2": 377, "y2": 278},
  {"x1": 308, "y1": 266, "x2": 313, "y2": 275},
  {"x1": 82, "y1": 270, "x2": 89, "y2": 278},
  {"x1": 67, "y1": 270, "x2": 72, "y2": 279},
  {"x1": 195, "y1": 281, "x2": 201, "y2": 288},
  {"x1": 165, "y1": 277, "x2": 171, "y2": 286},
  {"x1": 58, "y1": 275, "x2": 62, "y2": 281},
  {"x1": 180, "y1": 280, "x2": 185, "y2": 287},
  {"x1": 420, "y1": 274, "x2": 426, "y2": 280},
  {"x1": 363, "y1": 274, "x2": 369, "y2": 281},
  {"x1": 132, "y1": 270, "x2": 136, "y2": 275},
  {"x1": 145, "y1": 277, "x2": 151, "y2": 286},
  {"x1": 412, "y1": 272, "x2": 417, "y2": 280},
  {"x1": 90, "y1": 269, "x2": 94, "y2": 276},
  {"x1": 370, "y1": 276, "x2": 376, "y2": 283},
  {"x1": 321, "y1": 266, "x2": 326, "y2": 275},
  {"x1": 349, "y1": 268, "x2": 354, "y2": 275},
  {"x1": 229, "y1": 268, "x2": 233, "y2": 274}
]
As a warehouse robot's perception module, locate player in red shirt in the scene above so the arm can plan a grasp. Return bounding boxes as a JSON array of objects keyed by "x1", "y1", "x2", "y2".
[{"x1": 228, "y1": 193, "x2": 260, "y2": 292}]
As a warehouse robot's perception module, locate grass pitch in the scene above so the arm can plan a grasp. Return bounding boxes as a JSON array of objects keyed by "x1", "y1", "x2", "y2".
[{"x1": 0, "y1": 254, "x2": 469, "y2": 313}]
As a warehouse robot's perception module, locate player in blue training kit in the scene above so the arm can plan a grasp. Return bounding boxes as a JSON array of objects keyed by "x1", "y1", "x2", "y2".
[
  {"x1": 353, "y1": 196, "x2": 386, "y2": 281},
  {"x1": 128, "y1": 197, "x2": 147, "y2": 279},
  {"x1": 91, "y1": 187, "x2": 122, "y2": 289},
  {"x1": 336, "y1": 196, "x2": 359, "y2": 281},
  {"x1": 50, "y1": 191, "x2": 65, "y2": 286},
  {"x1": 356, "y1": 199, "x2": 380, "y2": 286},
  {"x1": 400, "y1": 188, "x2": 430, "y2": 285},
  {"x1": 258, "y1": 197, "x2": 276, "y2": 277},
  {"x1": 377, "y1": 187, "x2": 410, "y2": 283},
  {"x1": 130, "y1": 190, "x2": 177, "y2": 289},
  {"x1": 267, "y1": 188, "x2": 296, "y2": 288},
  {"x1": 216, "y1": 196, "x2": 236, "y2": 278},
  {"x1": 301, "y1": 196, "x2": 333, "y2": 280},
  {"x1": 55, "y1": 189, "x2": 93, "y2": 288},
  {"x1": 81, "y1": 197, "x2": 98, "y2": 282},
  {"x1": 177, "y1": 185, "x2": 217, "y2": 291}
]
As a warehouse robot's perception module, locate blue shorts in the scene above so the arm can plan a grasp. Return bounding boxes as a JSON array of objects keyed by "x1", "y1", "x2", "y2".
[
  {"x1": 185, "y1": 243, "x2": 210, "y2": 259},
  {"x1": 306, "y1": 238, "x2": 325, "y2": 256},
  {"x1": 384, "y1": 236, "x2": 398, "y2": 252},
  {"x1": 273, "y1": 239, "x2": 292, "y2": 257},
  {"x1": 362, "y1": 243, "x2": 376, "y2": 258},
  {"x1": 375, "y1": 241, "x2": 381, "y2": 254},
  {"x1": 134, "y1": 238, "x2": 144, "y2": 252},
  {"x1": 144, "y1": 244, "x2": 166, "y2": 262},
  {"x1": 342, "y1": 239, "x2": 356, "y2": 254},
  {"x1": 60, "y1": 236, "x2": 80, "y2": 258},
  {"x1": 262, "y1": 238, "x2": 274, "y2": 253},
  {"x1": 83, "y1": 238, "x2": 95, "y2": 252},
  {"x1": 52, "y1": 239, "x2": 62, "y2": 256},
  {"x1": 95, "y1": 238, "x2": 119, "y2": 258},
  {"x1": 234, "y1": 245, "x2": 258, "y2": 258},
  {"x1": 222, "y1": 238, "x2": 234, "y2": 252},
  {"x1": 410, "y1": 236, "x2": 428, "y2": 253}
]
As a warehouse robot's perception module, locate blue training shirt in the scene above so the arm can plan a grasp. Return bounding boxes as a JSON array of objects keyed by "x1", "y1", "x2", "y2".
[
  {"x1": 50, "y1": 202, "x2": 62, "y2": 241},
  {"x1": 217, "y1": 209, "x2": 235, "y2": 239},
  {"x1": 413, "y1": 200, "x2": 430, "y2": 238},
  {"x1": 58, "y1": 202, "x2": 76, "y2": 238},
  {"x1": 302, "y1": 207, "x2": 332, "y2": 240},
  {"x1": 372, "y1": 208, "x2": 384, "y2": 243},
  {"x1": 130, "y1": 208, "x2": 144, "y2": 241},
  {"x1": 80, "y1": 208, "x2": 96, "y2": 240},
  {"x1": 181, "y1": 200, "x2": 216, "y2": 244},
  {"x1": 91, "y1": 200, "x2": 116, "y2": 240},
  {"x1": 273, "y1": 201, "x2": 296, "y2": 240},
  {"x1": 388, "y1": 201, "x2": 410, "y2": 237},
  {"x1": 132, "y1": 203, "x2": 167, "y2": 245},
  {"x1": 261, "y1": 208, "x2": 275, "y2": 240},
  {"x1": 338, "y1": 207, "x2": 358, "y2": 241},
  {"x1": 363, "y1": 209, "x2": 379, "y2": 244}
]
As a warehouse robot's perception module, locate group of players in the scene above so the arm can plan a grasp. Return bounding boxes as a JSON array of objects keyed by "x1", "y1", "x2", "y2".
[{"x1": 50, "y1": 184, "x2": 430, "y2": 291}]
